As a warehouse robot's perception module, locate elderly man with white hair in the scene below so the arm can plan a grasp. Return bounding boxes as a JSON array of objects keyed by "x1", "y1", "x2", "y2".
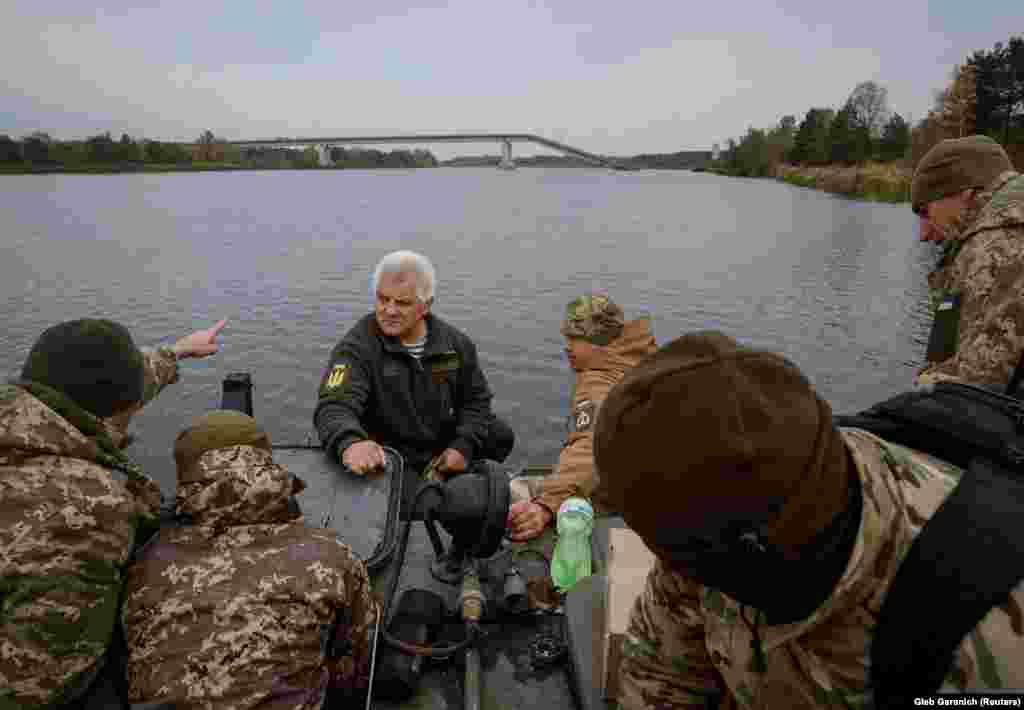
[{"x1": 314, "y1": 250, "x2": 512, "y2": 480}]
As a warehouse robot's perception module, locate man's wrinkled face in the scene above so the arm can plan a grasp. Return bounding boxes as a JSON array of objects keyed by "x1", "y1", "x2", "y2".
[
  {"x1": 565, "y1": 337, "x2": 602, "y2": 371},
  {"x1": 376, "y1": 271, "x2": 428, "y2": 339},
  {"x1": 917, "y1": 190, "x2": 973, "y2": 243}
]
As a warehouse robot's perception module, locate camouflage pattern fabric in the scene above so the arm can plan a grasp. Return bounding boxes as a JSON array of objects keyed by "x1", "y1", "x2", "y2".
[
  {"x1": 174, "y1": 410, "x2": 273, "y2": 485},
  {"x1": 0, "y1": 347, "x2": 177, "y2": 709},
  {"x1": 618, "y1": 428, "x2": 1024, "y2": 709},
  {"x1": 560, "y1": 293, "x2": 626, "y2": 346},
  {"x1": 122, "y1": 444, "x2": 377, "y2": 710},
  {"x1": 539, "y1": 317, "x2": 657, "y2": 516},
  {"x1": 919, "y1": 171, "x2": 1024, "y2": 387}
]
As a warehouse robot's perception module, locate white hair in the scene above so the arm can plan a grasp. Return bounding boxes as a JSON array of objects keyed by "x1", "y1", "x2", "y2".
[{"x1": 371, "y1": 250, "x2": 437, "y2": 303}]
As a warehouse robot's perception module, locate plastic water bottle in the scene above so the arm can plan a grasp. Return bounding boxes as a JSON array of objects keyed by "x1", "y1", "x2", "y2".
[{"x1": 551, "y1": 497, "x2": 594, "y2": 592}]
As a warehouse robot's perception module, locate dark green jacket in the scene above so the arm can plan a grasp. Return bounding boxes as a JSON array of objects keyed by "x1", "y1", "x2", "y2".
[{"x1": 313, "y1": 314, "x2": 495, "y2": 473}]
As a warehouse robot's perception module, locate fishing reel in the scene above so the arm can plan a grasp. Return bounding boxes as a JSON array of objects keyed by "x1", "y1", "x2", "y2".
[{"x1": 413, "y1": 466, "x2": 511, "y2": 584}]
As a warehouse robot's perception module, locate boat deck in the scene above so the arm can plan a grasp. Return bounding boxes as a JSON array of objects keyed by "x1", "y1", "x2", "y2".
[{"x1": 280, "y1": 446, "x2": 599, "y2": 710}]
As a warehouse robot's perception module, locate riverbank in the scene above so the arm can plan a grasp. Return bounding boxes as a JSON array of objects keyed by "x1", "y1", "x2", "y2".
[
  {"x1": 776, "y1": 162, "x2": 910, "y2": 203},
  {"x1": 0, "y1": 162, "x2": 443, "y2": 175},
  {"x1": 0, "y1": 162, "x2": 249, "y2": 175},
  {"x1": 711, "y1": 162, "x2": 910, "y2": 203}
]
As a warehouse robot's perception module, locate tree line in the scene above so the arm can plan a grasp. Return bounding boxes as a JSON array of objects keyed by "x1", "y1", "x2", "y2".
[
  {"x1": 714, "y1": 34, "x2": 1023, "y2": 178},
  {"x1": 0, "y1": 131, "x2": 193, "y2": 167},
  {"x1": 0, "y1": 129, "x2": 438, "y2": 170}
]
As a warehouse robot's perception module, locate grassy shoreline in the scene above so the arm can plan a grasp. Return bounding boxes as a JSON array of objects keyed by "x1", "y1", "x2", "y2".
[
  {"x1": 711, "y1": 162, "x2": 911, "y2": 204},
  {"x1": 0, "y1": 162, "x2": 439, "y2": 175}
]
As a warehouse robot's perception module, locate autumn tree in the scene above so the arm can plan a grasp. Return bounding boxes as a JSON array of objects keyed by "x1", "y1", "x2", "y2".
[
  {"x1": 910, "y1": 113, "x2": 947, "y2": 168},
  {"x1": 194, "y1": 130, "x2": 225, "y2": 162},
  {"x1": 936, "y1": 63, "x2": 978, "y2": 138}
]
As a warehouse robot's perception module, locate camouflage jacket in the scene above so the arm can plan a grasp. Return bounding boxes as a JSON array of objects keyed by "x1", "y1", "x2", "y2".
[
  {"x1": 619, "y1": 428, "x2": 1024, "y2": 709},
  {"x1": 122, "y1": 444, "x2": 377, "y2": 710},
  {"x1": 537, "y1": 318, "x2": 657, "y2": 515},
  {"x1": 919, "y1": 171, "x2": 1024, "y2": 387},
  {"x1": 0, "y1": 347, "x2": 177, "y2": 709}
]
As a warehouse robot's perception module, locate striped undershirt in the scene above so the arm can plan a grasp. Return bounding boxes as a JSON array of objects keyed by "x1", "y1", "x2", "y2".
[{"x1": 404, "y1": 331, "x2": 428, "y2": 360}]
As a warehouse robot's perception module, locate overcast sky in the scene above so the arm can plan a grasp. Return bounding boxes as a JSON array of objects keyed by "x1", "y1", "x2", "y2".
[{"x1": 2, "y1": 1, "x2": 1019, "y2": 157}]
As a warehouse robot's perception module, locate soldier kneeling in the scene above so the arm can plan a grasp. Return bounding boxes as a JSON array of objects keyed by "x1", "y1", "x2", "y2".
[{"x1": 122, "y1": 411, "x2": 377, "y2": 709}]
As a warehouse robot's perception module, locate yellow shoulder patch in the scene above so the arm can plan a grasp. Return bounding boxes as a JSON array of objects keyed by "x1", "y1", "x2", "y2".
[{"x1": 323, "y1": 364, "x2": 349, "y2": 390}]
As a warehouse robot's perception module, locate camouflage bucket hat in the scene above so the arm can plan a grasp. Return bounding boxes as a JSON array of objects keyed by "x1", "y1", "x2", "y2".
[
  {"x1": 560, "y1": 293, "x2": 625, "y2": 346},
  {"x1": 174, "y1": 410, "x2": 273, "y2": 484}
]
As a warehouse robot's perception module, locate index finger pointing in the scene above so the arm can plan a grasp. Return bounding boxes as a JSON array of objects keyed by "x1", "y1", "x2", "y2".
[{"x1": 209, "y1": 319, "x2": 227, "y2": 335}]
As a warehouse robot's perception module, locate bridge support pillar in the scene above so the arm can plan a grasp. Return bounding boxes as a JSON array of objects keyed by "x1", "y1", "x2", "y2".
[
  {"x1": 498, "y1": 139, "x2": 515, "y2": 170},
  {"x1": 316, "y1": 144, "x2": 333, "y2": 167}
]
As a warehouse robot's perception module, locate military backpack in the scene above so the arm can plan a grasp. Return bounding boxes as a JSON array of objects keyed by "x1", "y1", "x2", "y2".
[{"x1": 834, "y1": 380, "x2": 1024, "y2": 705}]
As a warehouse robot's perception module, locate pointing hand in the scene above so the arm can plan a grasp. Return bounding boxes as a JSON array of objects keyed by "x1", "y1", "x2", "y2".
[{"x1": 172, "y1": 319, "x2": 227, "y2": 359}]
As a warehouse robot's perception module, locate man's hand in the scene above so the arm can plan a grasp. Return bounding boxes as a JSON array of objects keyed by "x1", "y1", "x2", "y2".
[
  {"x1": 435, "y1": 448, "x2": 467, "y2": 477},
  {"x1": 342, "y1": 440, "x2": 387, "y2": 476},
  {"x1": 172, "y1": 319, "x2": 227, "y2": 359},
  {"x1": 914, "y1": 368, "x2": 963, "y2": 387},
  {"x1": 507, "y1": 500, "x2": 553, "y2": 542}
]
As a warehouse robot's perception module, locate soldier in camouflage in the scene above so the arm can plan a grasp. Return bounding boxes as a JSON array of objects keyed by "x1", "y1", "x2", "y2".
[
  {"x1": 911, "y1": 135, "x2": 1024, "y2": 387},
  {"x1": 593, "y1": 331, "x2": 1024, "y2": 708},
  {"x1": 507, "y1": 293, "x2": 656, "y2": 540},
  {"x1": 122, "y1": 410, "x2": 378, "y2": 710},
  {"x1": 0, "y1": 317, "x2": 225, "y2": 709}
]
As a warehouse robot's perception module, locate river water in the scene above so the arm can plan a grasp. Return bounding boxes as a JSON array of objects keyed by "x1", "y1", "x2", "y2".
[{"x1": 1, "y1": 168, "x2": 936, "y2": 495}]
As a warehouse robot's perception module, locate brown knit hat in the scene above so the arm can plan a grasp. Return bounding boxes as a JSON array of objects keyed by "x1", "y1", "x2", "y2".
[
  {"x1": 593, "y1": 331, "x2": 851, "y2": 564},
  {"x1": 560, "y1": 293, "x2": 625, "y2": 346},
  {"x1": 174, "y1": 410, "x2": 273, "y2": 484},
  {"x1": 911, "y1": 135, "x2": 1013, "y2": 214}
]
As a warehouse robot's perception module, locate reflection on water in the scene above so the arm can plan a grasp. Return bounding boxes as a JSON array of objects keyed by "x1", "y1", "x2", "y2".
[{"x1": 1, "y1": 169, "x2": 933, "y2": 494}]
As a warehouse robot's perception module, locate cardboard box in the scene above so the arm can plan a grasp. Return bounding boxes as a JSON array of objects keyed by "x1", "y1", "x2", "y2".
[{"x1": 602, "y1": 526, "x2": 658, "y2": 700}]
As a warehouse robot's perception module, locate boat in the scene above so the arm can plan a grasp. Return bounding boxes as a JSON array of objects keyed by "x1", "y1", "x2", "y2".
[
  {"x1": 240, "y1": 369, "x2": 613, "y2": 710},
  {"x1": 107, "y1": 373, "x2": 609, "y2": 710},
  {"x1": 68, "y1": 368, "x2": 614, "y2": 710}
]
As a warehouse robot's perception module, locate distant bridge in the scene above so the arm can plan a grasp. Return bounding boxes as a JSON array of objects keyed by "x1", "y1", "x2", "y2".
[{"x1": 226, "y1": 133, "x2": 625, "y2": 170}]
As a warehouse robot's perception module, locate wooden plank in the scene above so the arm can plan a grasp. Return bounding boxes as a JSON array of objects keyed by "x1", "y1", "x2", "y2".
[{"x1": 602, "y1": 526, "x2": 658, "y2": 700}]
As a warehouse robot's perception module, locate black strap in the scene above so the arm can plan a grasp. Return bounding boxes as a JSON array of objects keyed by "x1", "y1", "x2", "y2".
[
  {"x1": 835, "y1": 383, "x2": 1024, "y2": 471},
  {"x1": 870, "y1": 458, "x2": 1024, "y2": 706}
]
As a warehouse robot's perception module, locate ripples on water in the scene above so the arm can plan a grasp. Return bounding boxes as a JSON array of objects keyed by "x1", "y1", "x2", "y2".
[{"x1": 0, "y1": 169, "x2": 936, "y2": 494}]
